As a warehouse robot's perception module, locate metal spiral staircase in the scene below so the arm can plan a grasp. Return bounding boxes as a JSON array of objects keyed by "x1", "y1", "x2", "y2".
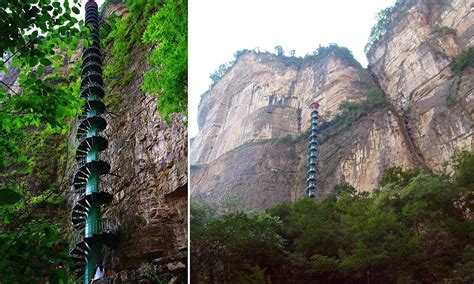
[
  {"x1": 70, "y1": 1, "x2": 117, "y2": 283},
  {"x1": 306, "y1": 102, "x2": 319, "y2": 198}
]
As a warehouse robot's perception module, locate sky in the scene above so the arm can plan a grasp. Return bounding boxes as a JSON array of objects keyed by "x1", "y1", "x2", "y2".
[{"x1": 189, "y1": 0, "x2": 395, "y2": 137}]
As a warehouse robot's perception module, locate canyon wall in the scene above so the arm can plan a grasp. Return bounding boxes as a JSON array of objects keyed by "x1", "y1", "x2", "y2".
[
  {"x1": 70, "y1": 3, "x2": 188, "y2": 282},
  {"x1": 190, "y1": 0, "x2": 473, "y2": 211}
]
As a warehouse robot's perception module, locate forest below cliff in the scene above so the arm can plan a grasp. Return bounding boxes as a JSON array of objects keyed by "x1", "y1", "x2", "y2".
[{"x1": 191, "y1": 151, "x2": 474, "y2": 283}]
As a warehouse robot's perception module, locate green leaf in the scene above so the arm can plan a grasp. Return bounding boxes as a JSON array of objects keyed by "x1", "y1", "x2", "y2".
[
  {"x1": 40, "y1": 58, "x2": 52, "y2": 66},
  {"x1": 37, "y1": 65, "x2": 44, "y2": 77},
  {"x1": 72, "y1": 7, "x2": 80, "y2": 14},
  {"x1": 29, "y1": 56, "x2": 38, "y2": 67},
  {"x1": 0, "y1": 187, "x2": 23, "y2": 206},
  {"x1": 54, "y1": 61, "x2": 60, "y2": 71},
  {"x1": 59, "y1": 42, "x2": 67, "y2": 51}
]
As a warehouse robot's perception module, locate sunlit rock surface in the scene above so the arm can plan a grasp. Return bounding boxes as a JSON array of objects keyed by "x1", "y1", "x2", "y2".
[{"x1": 191, "y1": 0, "x2": 473, "y2": 211}]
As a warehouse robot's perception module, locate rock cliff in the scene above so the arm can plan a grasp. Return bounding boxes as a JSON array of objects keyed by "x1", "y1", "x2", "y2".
[
  {"x1": 69, "y1": 2, "x2": 188, "y2": 282},
  {"x1": 190, "y1": 0, "x2": 473, "y2": 211}
]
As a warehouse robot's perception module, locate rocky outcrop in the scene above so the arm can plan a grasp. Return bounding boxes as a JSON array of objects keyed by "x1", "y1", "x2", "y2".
[
  {"x1": 191, "y1": 51, "x2": 376, "y2": 166},
  {"x1": 368, "y1": 0, "x2": 473, "y2": 170},
  {"x1": 191, "y1": 0, "x2": 473, "y2": 211}
]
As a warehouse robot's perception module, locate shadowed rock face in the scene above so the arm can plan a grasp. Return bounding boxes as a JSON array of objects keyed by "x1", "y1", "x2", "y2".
[{"x1": 191, "y1": 0, "x2": 473, "y2": 211}]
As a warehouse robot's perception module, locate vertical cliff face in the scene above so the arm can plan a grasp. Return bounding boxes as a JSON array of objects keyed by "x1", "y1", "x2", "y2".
[
  {"x1": 368, "y1": 0, "x2": 473, "y2": 170},
  {"x1": 191, "y1": 50, "x2": 380, "y2": 210},
  {"x1": 190, "y1": 0, "x2": 473, "y2": 211},
  {"x1": 102, "y1": 59, "x2": 187, "y2": 280},
  {"x1": 69, "y1": 3, "x2": 187, "y2": 282},
  {"x1": 191, "y1": 51, "x2": 375, "y2": 166}
]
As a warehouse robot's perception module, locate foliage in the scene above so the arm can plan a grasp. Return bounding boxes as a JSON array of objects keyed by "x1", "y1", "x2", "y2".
[
  {"x1": 380, "y1": 166, "x2": 421, "y2": 187},
  {"x1": 274, "y1": 45, "x2": 284, "y2": 56},
  {"x1": 235, "y1": 265, "x2": 271, "y2": 284},
  {"x1": 191, "y1": 203, "x2": 284, "y2": 283},
  {"x1": 142, "y1": 0, "x2": 188, "y2": 122},
  {"x1": 319, "y1": 88, "x2": 389, "y2": 143},
  {"x1": 103, "y1": 0, "x2": 187, "y2": 122},
  {"x1": 103, "y1": 0, "x2": 161, "y2": 86},
  {"x1": 143, "y1": 263, "x2": 166, "y2": 284},
  {"x1": 452, "y1": 47, "x2": 474, "y2": 74},
  {"x1": 0, "y1": 128, "x2": 72, "y2": 282},
  {"x1": 0, "y1": 1, "x2": 84, "y2": 171},
  {"x1": 99, "y1": 0, "x2": 124, "y2": 17},
  {"x1": 0, "y1": 0, "x2": 84, "y2": 282},
  {"x1": 207, "y1": 44, "x2": 361, "y2": 96},
  {"x1": 431, "y1": 26, "x2": 457, "y2": 36},
  {"x1": 271, "y1": 134, "x2": 295, "y2": 145},
  {"x1": 364, "y1": 0, "x2": 406, "y2": 54},
  {"x1": 191, "y1": 151, "x2": 474, "y2": 283},
  {"x1": 209, "y1": 61, "x2": 235, "y2": 88},
  {"x1": 307, "y1": 44, "x2": 361, "y2": 68},
  {"x1": 446, "y1": 47, "x2": 474, "y2": 105}
]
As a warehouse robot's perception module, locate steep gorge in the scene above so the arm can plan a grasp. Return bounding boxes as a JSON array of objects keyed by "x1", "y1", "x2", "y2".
[{"x1": 190, "y1": 0, "x2": 473, "y2": 211}]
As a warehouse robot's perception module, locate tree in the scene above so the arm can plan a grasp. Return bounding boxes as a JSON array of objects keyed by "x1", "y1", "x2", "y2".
[
  {"x1": 191, "y1": 152, "x2": 474, "y2": 283},
  {"x1": 191, "y1": 202, "x2": 284, "y2": 283},
  {"x1": 0, "y1": 0, "x2": 84, "y2": 172},
  {"x1": 0, "y1": 1, "x2": 85, "y2": 282},
  {"x1": 208, "y1": 61, "x2": 235, "y2": 87},
  {"x1": 274, "y1": 45, "x2": 284, "y2": 56}
]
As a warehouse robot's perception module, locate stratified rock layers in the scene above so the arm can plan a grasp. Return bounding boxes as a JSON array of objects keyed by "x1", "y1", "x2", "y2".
[{"x1": 191, "y1": 0, "x2": 473, "y2": 211}]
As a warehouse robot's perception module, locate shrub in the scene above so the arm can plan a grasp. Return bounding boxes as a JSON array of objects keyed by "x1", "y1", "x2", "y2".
[{"x1": 452, "y1": 47, "x2": 474, "y2": 74}]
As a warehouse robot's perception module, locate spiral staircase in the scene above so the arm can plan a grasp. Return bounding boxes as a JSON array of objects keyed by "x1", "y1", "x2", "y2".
[
  {"x1": 306, "y1": 102, "x2": 320, "y2": 198},
  {"x1": 69, "y1": 1, "x2": 117, "y2": 283}
]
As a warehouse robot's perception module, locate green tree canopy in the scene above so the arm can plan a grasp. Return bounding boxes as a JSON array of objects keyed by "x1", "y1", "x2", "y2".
[
  {"x1": 0, "y1": 1, "x2": 85, "y2": 282},
  {"x1": 191, "y1": 151, "x2": 474, "y2": 283}
]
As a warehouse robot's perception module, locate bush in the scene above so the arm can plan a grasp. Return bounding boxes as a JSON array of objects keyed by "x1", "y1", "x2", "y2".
[
  {"x1": 307, "y1": 44, "x2": 361, "y2": 68},
  {"x1": 141, "y1": 0, "x2": 187, "y2": 122},
  {"x1": 452, "y1": 47, "x2": 474, "y2": 74},
  {"x1": 319, "y1": 88, "x2": 389, "y2": 143},
  {"x1": 365, "y1": 0, "x2": 407, "y2": 54}
]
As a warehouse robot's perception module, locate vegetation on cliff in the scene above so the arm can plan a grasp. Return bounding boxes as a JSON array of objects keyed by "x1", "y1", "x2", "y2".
[
  {"x1": 103, "y1": 0, "x2": 187, "y2": 122},
  {"x1": 191, "y1": 151, "x2": 474, "y2": 283},
  {"x1": 207, "y1": 44, "x2": 360, "y2": 93},
  {"x1": 452, "y1": 47, "x2": 474, "y2": 74},
  {"x1": 319, "y1": 88, "x2": 389, "y2": 143},
  {"x1": 142, "y1": 0, "x2": 188, "y2": 121},
  {"x1": 365, "y1": 0, "x2": 405, "y2": 54}
]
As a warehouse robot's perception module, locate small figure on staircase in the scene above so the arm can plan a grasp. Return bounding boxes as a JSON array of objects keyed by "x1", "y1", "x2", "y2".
[{"x1": 91, "y1": 261, "x2": 106, "y2": 284}]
